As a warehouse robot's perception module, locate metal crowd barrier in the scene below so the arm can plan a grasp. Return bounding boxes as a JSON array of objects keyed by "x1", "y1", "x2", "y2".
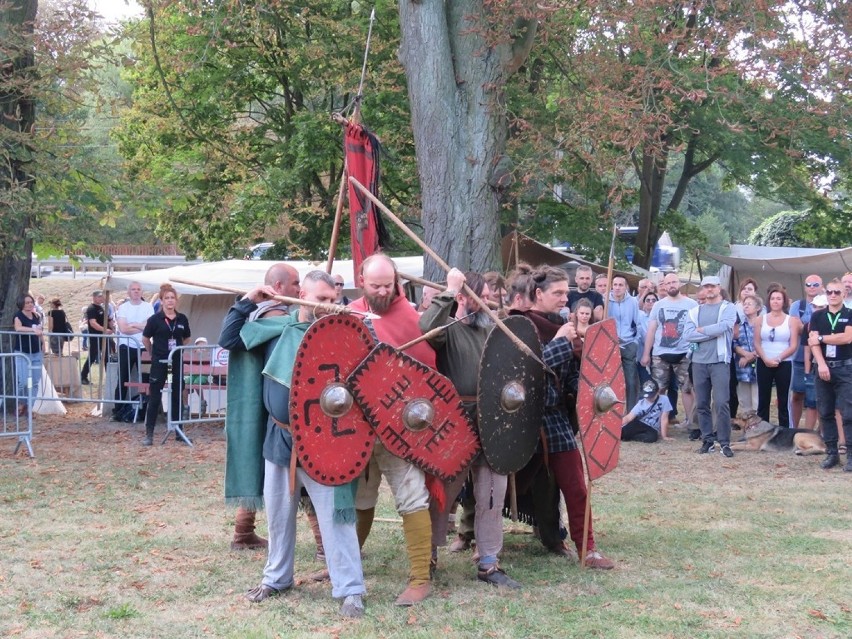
[
  {"x1": 159, "y1": 343, "x2": 229, "y2": 447},
  {"x1": 1, "y1": 353, "x2": 35, "y2": 457},
  {"x1": 0, "y1": 333, "x2": 228, "y2": 444}
]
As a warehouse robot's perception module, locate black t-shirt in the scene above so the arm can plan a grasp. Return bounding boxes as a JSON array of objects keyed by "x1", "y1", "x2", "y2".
[
  {"x1": 143, "y1": 312, "x2": 191, "y2": 362},
  {"x1": 567, "y1": 289, "x2": 604, "y2": 312},
  {"x1": 810, "y1": 306, "x2": 852, "y2": 361},
  {"x1": 47, "y1": 309, "x2": 69, "y2": 333},
  {"x1": 14, "y1": 311, "x2": 42, "y2": 353},
  {"x1": 85, "y1": 303, "x2": 105, "y2": 335}
]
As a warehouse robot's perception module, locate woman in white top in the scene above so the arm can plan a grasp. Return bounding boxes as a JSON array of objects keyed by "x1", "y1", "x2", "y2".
[{"x1": 753, "y1": 288, "x2": 801, "y2": 428}]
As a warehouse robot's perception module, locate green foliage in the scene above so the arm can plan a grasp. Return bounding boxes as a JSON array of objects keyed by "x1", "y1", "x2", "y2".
[
  {"x1": 748, "y1": 210, "x2": 810, "y2": 247},
  {"x1": 114, "y1": 0, "x2": 415, "y2": 260}
]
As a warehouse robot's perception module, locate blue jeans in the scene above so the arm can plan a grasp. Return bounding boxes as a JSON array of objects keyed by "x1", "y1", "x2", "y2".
[
  {"x1": 692, "y1": 361, "x2": 732, "y2": 446},
  {"x1": 620, "y1": 342, "x2": 639, "y2": 410},
  {"x1": 15, "y1": 351, "x2": 43, "y2": 409}
]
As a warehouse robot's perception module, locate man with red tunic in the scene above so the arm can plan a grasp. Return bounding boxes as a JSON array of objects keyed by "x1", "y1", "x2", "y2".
[{"x1": 348, "y1": 254, "x2": 437, "y2": 606}]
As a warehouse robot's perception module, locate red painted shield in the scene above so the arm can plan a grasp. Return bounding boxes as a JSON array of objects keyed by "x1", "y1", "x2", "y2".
[
  {"x1": 577, "y1": 319, "x2": 625, "y2": 481},
  {"x1": 347, "y1": 343, "x2": 480, "y2": 482},
  {"x1": 289, "y1": 315, "x2": 376, "y2": 486}
]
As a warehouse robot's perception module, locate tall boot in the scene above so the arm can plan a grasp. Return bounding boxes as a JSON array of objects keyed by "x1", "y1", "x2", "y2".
[
  {"x1": 231, "y1": 507, "x2": 268, "y2": 550},
  {"x1": 306, "y1": 511, "x2": 325, "y2": 560},
  {"x1": 356, "y1": 507, "x2": 375, "y2": 550},
  {"x1": 395, "y1": 509, "x2": 432, "y2": 606}
]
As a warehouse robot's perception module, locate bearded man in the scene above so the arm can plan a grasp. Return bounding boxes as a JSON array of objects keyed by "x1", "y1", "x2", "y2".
[{"x1": 348, "y1": 254, "x2": 438, "y2": 606}]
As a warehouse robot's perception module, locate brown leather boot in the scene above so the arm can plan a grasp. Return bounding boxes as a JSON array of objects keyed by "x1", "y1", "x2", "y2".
[
  {"x1": 231, "y1": 507, "x2": 267, "y2": 550},
  {"x1": 395, "y1": 509, "x2": 432, "y2": 606}
]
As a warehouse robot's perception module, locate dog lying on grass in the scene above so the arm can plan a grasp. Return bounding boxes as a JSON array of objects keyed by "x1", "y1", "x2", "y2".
[{"x1": 730, "y1": 411, "x2": 826, "y2": 456}]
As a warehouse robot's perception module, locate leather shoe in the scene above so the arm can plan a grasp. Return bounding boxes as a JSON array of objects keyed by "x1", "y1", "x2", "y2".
[
  {"x1": 245, "y1": 584, "x2": 283, "y2": 603},
  {"x1": 821, "y1": 453, "x2": 840, "y2": 470},
  {"x1": 477, "y1": 564, "x2": 521, "y2": 589},
  {"x1": 394, "y1": 582, "x2": 430, "y2": 606},
  {"x1": 547, "y1": 542, "x2": 579, "y2": 562},
  {"x1": 448, "y1": 534, "x2": 472, "y2": 553},
  {"x1": 584, "y1": 551, "x2": 615, "y2": 570}
]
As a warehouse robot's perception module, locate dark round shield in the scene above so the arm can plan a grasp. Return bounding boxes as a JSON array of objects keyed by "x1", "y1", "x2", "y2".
[
  {"x1": 577, "y1": 318, "x2": 625, "y2": 481},
  {"x1": 477, "y1": 315, "x2": 546, "y2": 475},
  {"x1": 347, "y1": 343, "x2": 480, "y2": 482},
  {"x1": 289, "y1": 315, "x2": 376, "y2": 486}
]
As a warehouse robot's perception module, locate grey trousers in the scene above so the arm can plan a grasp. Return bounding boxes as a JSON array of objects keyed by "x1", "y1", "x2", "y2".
[
  {"x1": 261, "y1": 459, "x2": 365, "y2": 598},
  {"x1": 692, "y1": 361, "x2": 732, "y2": 446},
  {"x1": 430, "y1": 454, "x2": 507, "y2": 566}
]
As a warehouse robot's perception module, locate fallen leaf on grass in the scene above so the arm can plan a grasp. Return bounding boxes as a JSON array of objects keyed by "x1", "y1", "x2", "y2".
[
  {"x1": 673, "y1": 602, "x2": 682, "y2": 610},
  {"x1": 808, "y1": 609, "x2": 828, "y2": 620},
  {"x1": 407, "y1": 614, "x2": 417, "y2": 625}
]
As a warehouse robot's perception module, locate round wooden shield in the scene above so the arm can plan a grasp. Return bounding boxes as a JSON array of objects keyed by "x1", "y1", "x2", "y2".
[
  {"x1": 347, "y1": 343, "x2": 480, "y2": 482},
  {"x1": 576, "y1": 318, "x2": 625, "y2": 481},
  {"x1": 289, "y1": 315, "x2": 376, "y2": 486},
  {"x1": 477, "y1": 315, "x2": 546, "y2": 475}
]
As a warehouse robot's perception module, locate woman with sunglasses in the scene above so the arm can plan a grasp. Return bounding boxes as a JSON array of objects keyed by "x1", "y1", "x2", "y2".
[{"x1": 753, "y1": 287, "x2": 801, "y2": 428}]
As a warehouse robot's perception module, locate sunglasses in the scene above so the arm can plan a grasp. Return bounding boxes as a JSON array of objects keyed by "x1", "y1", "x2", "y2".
[
  {"x1": 769, "y1": 327, "x2": 775, "y2": 342},
  {"x1": 805, "y1": 282, "x2": 821, "y2": 288},
  {"x1": 334, "y1": 283, "x2": 344, "y2": 287},
  {"x1": 826, "y1": 289, "x2": 843, "y2": 295}
]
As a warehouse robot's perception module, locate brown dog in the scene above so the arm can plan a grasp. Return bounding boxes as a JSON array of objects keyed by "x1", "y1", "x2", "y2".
[{"x1": 730, "y1": 411, "x2": 826, "y2": 455}]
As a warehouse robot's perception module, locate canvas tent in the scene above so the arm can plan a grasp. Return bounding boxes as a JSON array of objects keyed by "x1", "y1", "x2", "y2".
[
  {"x1": 105, "y1": 257, "x2": 424, "y2": 344},
  {"x1": 702, "y1": 245, "x2": 852, "y2": 301},
  {"x1": 501, "y1": 231, "x2": 643, "y2": 289}
]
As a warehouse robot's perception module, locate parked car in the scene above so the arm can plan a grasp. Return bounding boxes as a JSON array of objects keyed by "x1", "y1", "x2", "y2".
[
  {"x1": 244, "y1": 242, "x2": 274, "y2": 260},
  {"x1": 30, "y1": 254, "x2": 54, "y2": 278}
]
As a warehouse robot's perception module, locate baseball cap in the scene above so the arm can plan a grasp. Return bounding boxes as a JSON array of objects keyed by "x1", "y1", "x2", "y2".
[
  {"x1": 92, "y1": 289, "x2": 104, "y2": 296},
  {"x1": 700, "y1": 276, "x2": 721, "y2": 286},
  {"x1": 194, "y1": 337, "x2": 208, "y2": 344},
  {"x1": 641, "y1": 379, "x2": 659, "y2": 398}
]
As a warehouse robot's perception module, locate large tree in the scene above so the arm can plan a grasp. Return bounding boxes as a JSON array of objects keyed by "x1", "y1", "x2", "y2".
[
  {"x1": 514, "y1": 1, "x2": 851, "y2": 268},
  {"x1": 398, "y1": 1, "x2": 539, "y2": 278},
  {"x1": 1, "y1": 0, "x2": 38, "y2": 330}
]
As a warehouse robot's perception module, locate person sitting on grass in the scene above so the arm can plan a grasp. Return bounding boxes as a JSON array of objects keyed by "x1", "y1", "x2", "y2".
[{"x1": 621, "y1": 379, "x2": 673, "y2": 443}]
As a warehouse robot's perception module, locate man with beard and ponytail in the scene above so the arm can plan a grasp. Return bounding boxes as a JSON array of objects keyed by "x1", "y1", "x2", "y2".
[
  {"x1": 349, "y1": 254, "x2": 438, "y2": 606},
  {"x1": 225, "y1": 270, "x2": 366, "y2": 617},
  {"x1": 420, "y1": 268, "x2": 520, "y2": 590},
  {"x1": 522, "y1": 265, "x2": 615, "y2": 569}
]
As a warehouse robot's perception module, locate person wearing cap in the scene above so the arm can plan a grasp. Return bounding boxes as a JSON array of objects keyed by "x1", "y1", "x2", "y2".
[
  {"x1": 684, "y1": 275, "x2": 739, "y2": 458},
  {"x1": 621, "y1": 379, "x2": 673, "y2": 443},
  {"x1": 807, "y1": 279, "x2": 852, "y2": 472},
  {"x1": 81, "y1": 290, "x2": 112, "y2": 385}
]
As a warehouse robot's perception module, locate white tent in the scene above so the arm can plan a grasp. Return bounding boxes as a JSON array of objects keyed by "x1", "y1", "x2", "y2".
[
  {"x1": 105, "y1": 258, "x2": 424, "y2": 344},
  {"x1": 703, "y1": 245, "x2": 852, "y2": 300}
]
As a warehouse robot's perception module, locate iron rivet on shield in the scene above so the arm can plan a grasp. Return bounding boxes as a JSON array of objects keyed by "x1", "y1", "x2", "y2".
[
  {"x1": 402, "y1": 398, "x2": 434, "y2": 432},
  {"x1": 500, "y1": 381, "x2": 526, "y2": 413},
  {"x1": 319, "y1": 383, "x2": 354, "y2": 418},
  {"x1": 593, "y1": 384, "x2": 620, "y2": 415}
]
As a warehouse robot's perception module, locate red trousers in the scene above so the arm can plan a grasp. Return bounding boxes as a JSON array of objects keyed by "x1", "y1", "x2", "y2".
[{"x1": 549, "y1": 449, "x2": 595, "y2": 553}]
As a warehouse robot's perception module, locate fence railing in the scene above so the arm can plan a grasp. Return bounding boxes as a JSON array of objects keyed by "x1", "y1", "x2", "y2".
[
  {"x1": 1, "y1": 352, "x2": 35, "y2": 457},
  {"x1": 0, "y1": 331, "x2": 227, "y2": 450},
  {"x1": 31, "y1": 255, "x2": 204, "y2": 278}
]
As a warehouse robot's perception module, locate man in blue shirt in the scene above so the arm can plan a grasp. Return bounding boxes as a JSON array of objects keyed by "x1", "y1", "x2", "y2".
[{"x1": 608, "y1": 275, "x2": 641, "y2": 409}]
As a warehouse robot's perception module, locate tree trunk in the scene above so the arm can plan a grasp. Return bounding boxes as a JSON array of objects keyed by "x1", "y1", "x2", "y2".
[
  {"x1": 634, "y1": 145, "x2": 668, "y2": 270},
  {"x1": 0, "y1": 0, "x2": 37, "y2": 331},
  {"x1": 398, "y1": 0, "x2": 535, "y2": 280}
]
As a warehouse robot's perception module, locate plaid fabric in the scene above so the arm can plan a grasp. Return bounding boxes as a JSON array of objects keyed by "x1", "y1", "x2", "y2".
[{"x1": 542, "y1": 336, "x2": 579, "y2": 454}]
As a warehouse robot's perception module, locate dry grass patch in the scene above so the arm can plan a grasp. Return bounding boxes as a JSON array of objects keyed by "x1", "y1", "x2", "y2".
[{"x1": 1, "y1": 414, "x2": 850, "y2": 638}]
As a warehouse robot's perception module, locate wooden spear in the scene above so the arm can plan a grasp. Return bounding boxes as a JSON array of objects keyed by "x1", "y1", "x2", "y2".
[
  {"x1": 348, "y1": 176, "x2": 549, "y2": 370},
  {"x1": 168, "y1": 278, "x2": 379, "y2": 319}
]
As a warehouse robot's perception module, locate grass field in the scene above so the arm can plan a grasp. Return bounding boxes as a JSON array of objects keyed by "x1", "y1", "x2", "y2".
[{"x1": 1, "y1": 404, "x2": 849, "y2": 639}]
